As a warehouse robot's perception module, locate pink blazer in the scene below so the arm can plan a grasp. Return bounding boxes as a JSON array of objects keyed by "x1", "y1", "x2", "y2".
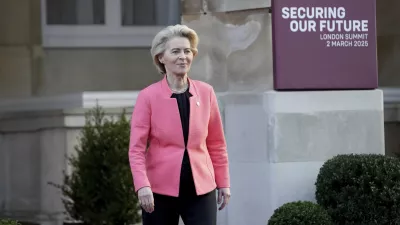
[{"x1": 128, "y1": 76, "x2": 230, "y2": 197}]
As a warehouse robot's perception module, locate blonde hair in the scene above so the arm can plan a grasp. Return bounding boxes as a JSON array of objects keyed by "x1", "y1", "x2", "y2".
[{"x1": 150, "y1": 24, "x2": 199, "y2": 74}]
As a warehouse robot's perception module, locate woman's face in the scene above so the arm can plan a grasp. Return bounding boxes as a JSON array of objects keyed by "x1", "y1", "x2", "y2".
[{"x1": 159, "y1": 37, "x2": 194, "y2": 77}]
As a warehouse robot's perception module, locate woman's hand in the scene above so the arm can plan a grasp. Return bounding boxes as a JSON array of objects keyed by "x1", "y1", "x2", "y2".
[
  {"x1": 138, "y1": 186, "x2": 154, "y2": 213},
  {"x1": 217, "y1": 187, "x2": 231, "y2": 210}
]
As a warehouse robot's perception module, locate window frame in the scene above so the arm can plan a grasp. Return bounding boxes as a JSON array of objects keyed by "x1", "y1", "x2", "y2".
[{"x1": 41, "y1": 0, "x2": 166, "y2": 47}]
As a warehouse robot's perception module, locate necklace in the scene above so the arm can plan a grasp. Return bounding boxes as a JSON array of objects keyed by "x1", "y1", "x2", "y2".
[
  {"x1": 171, "y1": 84, "x2": 188, "y2": 94},
  {"x1": 166, "y1": 74, "x2": 188, "y2": 94}
]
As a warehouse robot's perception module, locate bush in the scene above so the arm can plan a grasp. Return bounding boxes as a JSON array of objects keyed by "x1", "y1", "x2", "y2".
[
  {"x1": 0, "y1": 219, "x2": 21, "y2": 225},
  {"x1": 50, "y1": 106, "x2": 140, "y2": 225},
  {"x1": 267, "y1": 201, "x2": 333, "y2": 225},
  {"x1": 315, "y1": 154, "x2": 400, "y2": 225}
]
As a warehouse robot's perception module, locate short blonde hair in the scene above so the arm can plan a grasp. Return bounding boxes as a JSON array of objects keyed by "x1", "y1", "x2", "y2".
[{"x1": 150, "y1": 24, "x2": 199, "y2": 74}]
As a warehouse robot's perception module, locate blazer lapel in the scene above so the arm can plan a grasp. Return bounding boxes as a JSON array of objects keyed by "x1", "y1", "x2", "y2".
[{"x1": 188, "y1": 78, "x2": 199, "y2": 148}]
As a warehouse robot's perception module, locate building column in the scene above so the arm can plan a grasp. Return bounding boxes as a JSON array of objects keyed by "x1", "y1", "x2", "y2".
[
  {"x1": 0, "y1": 0, "x2": 43, "y2": 98},
  {"x1": 181, "y1": 1, "x2": 384, "y2": 224}
]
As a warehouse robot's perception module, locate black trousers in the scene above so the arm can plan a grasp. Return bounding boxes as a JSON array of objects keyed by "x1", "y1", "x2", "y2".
[
  {"x1": 142, "y1": 150, "x2": 216, "y2": 225},
  {"x1": 141, "y1": 189, "x2": 217, "y2": 225}
]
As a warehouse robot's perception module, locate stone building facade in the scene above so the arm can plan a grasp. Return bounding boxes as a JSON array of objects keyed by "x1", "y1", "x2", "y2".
[{"x1": 0, "y1": 0, "x2": 399, "y2": 224}]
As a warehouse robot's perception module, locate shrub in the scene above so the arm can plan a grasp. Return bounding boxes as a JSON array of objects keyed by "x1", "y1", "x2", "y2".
[
  {"x1": 267, "y1": 201, "x2": 333, "y2": 225},
  {"x1": 0, "y1": 219, "x2": 21, "y2": 225},
  {"x1": 315, "y1": 154, "x2": 400, "y2": 225},
  {"x1": 50, "y1": 106, "x2": 140, "y2": 225}
]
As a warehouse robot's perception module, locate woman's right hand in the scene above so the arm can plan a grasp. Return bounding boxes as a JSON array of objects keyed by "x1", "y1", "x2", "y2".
[{"x1": 138, "y1": 186, "x2": 154, "y2": 213}]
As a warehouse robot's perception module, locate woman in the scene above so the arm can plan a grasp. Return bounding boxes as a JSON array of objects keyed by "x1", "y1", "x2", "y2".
[{"x1": 128, "y1": 24, "x2": 231, "y2": 225}]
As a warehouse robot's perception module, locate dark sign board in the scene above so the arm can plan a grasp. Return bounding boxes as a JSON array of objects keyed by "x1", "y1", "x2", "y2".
[{"x1": 272, "y1": 0, "x2": 378, "y2": 90}]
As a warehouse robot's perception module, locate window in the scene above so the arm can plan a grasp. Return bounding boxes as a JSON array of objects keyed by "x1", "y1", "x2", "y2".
[
  {"x1": 41, "y1": 0, "x2": 180, "y2": 47},
  {"x1": 46, "y1": 0, "x2": 105, "y2": 25},
  {"x1": 121, "y1": 0, "x2": 180, "y2": 26}
]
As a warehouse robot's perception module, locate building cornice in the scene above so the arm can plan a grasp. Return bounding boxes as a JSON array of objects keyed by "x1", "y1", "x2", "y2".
[{"x1": 0, "y1": 91, "x2": 140, "y2": 113}]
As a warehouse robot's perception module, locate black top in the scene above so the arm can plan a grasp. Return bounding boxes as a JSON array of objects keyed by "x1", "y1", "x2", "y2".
[{"x1": 171, "y1": 88, "x2": 196, "y2": 197}]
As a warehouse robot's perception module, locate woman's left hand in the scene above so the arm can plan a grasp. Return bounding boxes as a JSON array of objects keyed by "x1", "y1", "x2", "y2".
[{"x1": 217, "y1": 187, "x2": 231, "y2": 210}]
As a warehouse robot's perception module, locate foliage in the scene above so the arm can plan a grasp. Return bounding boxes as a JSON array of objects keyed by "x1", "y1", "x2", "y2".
[
  {"x1": 315, "y1": 154, "x2": 400, "y2": 225},
  {"x1": 267, "y1": 201, "x2": 333, "y2": 225},
  {"x1": 0, "y1": 219, "x2": 21, "y2": 225},
  {"x1": 50, "y1": 105, "x2": 140, "y2": 225}
]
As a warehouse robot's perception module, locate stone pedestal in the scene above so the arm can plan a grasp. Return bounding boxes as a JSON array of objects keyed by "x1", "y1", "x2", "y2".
[
  {"x1": 217, "y1": 90, "x2": 384, "y2": 224},
  {"x1": 0, "y1": 110, "x2": 75, "y2": 225}
]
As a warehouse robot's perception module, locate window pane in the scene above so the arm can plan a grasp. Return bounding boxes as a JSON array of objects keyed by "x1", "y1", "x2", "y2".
[
  {"x1": 46, "y1": 0, "x2": 105, "y2": 25},
  {"x1": 121, "y1": 0, "x2": 181, "y2": 26}
]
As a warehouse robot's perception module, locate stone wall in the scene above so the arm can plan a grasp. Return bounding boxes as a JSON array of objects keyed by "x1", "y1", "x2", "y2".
[
  {"x1": 0, "y1": 1, "x2": 163, "y2": 98},
  {"x1": 39, "y1": 48, "x2": 160, "y2": 95},
  {"x1": 377, "y1": 0, "x2": 400, "y2": 86},
  {"x1": 182, "y1": 0, "x2": 272, "y2": 92},
  {"x1": 0, "y1": 0, "x2": 41, "y2": 98},
  {"x1": 0, "y1": 103, "x2": 135, "y2": 225}
]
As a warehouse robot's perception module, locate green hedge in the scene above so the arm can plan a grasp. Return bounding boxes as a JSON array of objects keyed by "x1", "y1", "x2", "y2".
[
  {"x1": 0, "y1": 219, "x2": 21, "y2": 225},
  {"x1": 315, "y1": 154, "x2": 400, "y2": 225},
  {"x1": 267, "y1": 201, "x2": 333, "y2": 225},
  {"x1": 50, "y1": 106, "x2": 140, "y2": 225}
]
